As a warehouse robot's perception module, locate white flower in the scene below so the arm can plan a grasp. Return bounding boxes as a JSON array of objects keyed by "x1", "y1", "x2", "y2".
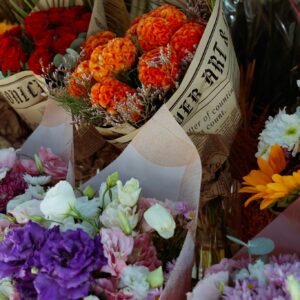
[
  {"x1": 100, "y1": 201, "x2": 139, "y2": 231},
  {"x1": 0, "y1": 148, "x2": 16, "y2": 170},
  {"x1": 117, "y1": 178, "x2": 141, "y2": 207},
  {"x1": 75, "y1": 197, "x2": 101, "y2": 219},
  {"x1": 257, "y1": 107, "x2": 300, "y2": 157},
  {"x1": 234, "y1": 260, "x2": 266, "y2": 285},
  {"x1": 6, "y1": 192, "x2": 32, "y2": 212},
  {"x1": 186, "y1": 271, "x2": 229, "y2": 300},
  {"x1": 99, "y1": 183, "x2": 118, "y2": 208},
  {"x1": 119, "y1": 265, "x2": 150, "y2": 298},
  {"x1": 40, "y1": 181, "x2": 76, "y2": 221},
  {"x1": 26, "y1": 185, "x2": 45, "y2": 200},
  {"x1": 58, "y1": 217, "x2": 96, "y2": 237},
  {"x1": 8, "y1": 199, "x2": 43, "y2": 224},
  {"x1": 0, "y1": 277, "x2": 16, "y2": 300},
  {"x1": 23, "y1": 174, "x2": 51, "y2": 186},
  {"x1": 0, "y1": 169, "x2": 7, "y2": 181},
  {"x1": 144, "y1": 204, "x2": 176, "y2": 239},
  {"x1": 83, "y1": 296, "x2": 100, "y2": 300}
]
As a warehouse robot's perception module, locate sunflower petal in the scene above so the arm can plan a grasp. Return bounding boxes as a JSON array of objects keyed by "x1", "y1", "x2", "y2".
[
  {"x1": 268, "y1": 144, "x2": 287, "y2": 173},
  {"x1": 257, "y1": 157, "x2": 274, "y2": 177}
]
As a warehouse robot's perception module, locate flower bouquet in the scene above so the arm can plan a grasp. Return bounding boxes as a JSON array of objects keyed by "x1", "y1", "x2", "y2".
[
  {"x1": 50, "y1": 0, "x2": 240, "y2": 149},
  {"x1": 0, "y1": 0, "x2": 92, "y2": 129},
  {"x1": 0, "y1": 105, "x2": 201, "y2": 299}
]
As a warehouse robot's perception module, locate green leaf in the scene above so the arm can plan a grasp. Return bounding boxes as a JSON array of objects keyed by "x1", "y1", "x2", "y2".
[
  {"x1": 69, "y1": 38, "x2": 85, "y2": 51},
  {"x1": 248, "y1": 237, "x2": 275, "y2": 256},
  {"x1": 83, "y1": 185, "x2": 96, "y2": 199},
  {"x1": 68, "y1": 0, "x2": 75, "y2": 7},
  {"x1": 24, "y1": 0, "x2": 35, "y2": 10},
  {"x1": 78, "y1": 32, "x2": 87, "y2": 39},
  {"x1": 9, "y1": 0, "x2": 28, "y2": 18},
  {"x1": 53, "y1": 54, "x2": 64, "y2": 68},
  {"x1": 106, "y1": 172, "x2": 119, "y2": 188},
  {"x1": 226, "y1": 235, "x2": 248, "y2": 248}
]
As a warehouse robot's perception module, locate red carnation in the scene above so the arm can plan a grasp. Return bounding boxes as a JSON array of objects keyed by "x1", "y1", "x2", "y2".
[
  {"x1": 3, "y1": 26, "x2": 22, "y2": 38},
  {"x1": 24, "y1": 11, "x2": 49, "y2": 40},
  {"x1": 63, "y1": 6, "x2": 86, "y2": 24},
  {"x1": 0, "y1": 37, "x2": 27, "y2": 73},
  {"x1": 28, "y1": 47, "x2": 53, "y2": 75},
  {"x1": 35, "y1": 30, "x2": 55, "y2": 50},
  {"x1": 54, "y1": 33, "x2": 76, "y2": 54},
  {"x1": 73, "y1": 13, "x2": 91, "y2": 34}
]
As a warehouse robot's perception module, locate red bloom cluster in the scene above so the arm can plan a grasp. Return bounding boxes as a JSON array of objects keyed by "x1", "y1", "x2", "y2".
[{"x1": 0, "y1": 27, "x2": 27, "y2": 73}]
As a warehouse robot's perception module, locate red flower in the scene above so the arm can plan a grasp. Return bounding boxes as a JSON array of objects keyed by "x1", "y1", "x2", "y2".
[
  {"x1": 35, "y1": 30, "x2": 55, "y2": 50},
  {"x1": 73, "y1": 13, "x2": 91, "y2": 34},
  {"x1": 28, "y1": 47, "x2": 53, "y2": 75},
  {"x1": 47, "y1": 7, "x2": 65, "y2": 26},
  {"x1": 3, "y1": 26, "x2": 22, "y2": 38},
  {"x1": 56, "y1": 26, "x2": 74, "y2": 36},
  {"x1": 24, "y1": 11, "x2": 49, "y2": 40},
  {"x1": 0, "y1": 37, "x2": 27, "y2": 73},
  {"x1": 63, "y1": 6, "x2": 87, "y2": 24},
  {"x1": 54, "y1": 33, "x2": 76, "y2": 54}
]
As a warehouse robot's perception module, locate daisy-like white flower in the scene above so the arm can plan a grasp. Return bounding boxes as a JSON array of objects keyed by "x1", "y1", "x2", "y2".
[
  {"x1": 257, "y1": 107, "x2": 300, "y2": 157},
  {"x1": 23, "y1": 174, "x2": 52, "y2": 186}
]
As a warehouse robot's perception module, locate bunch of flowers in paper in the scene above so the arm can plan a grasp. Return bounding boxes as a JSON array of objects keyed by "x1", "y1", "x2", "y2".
[
  {"x1": 0, "y1": 172, "x2": 194, "y2": 299},
  {"x1": 188, "y1": 254, "x2": 300, "y2": 299},
  {"x1": 0, "y1": 147, "x2": 68, "y2": 212},
  {"x1": 53, "y1": 3, "x2": 207, "y2": 130},
  {"x1": 240, "y1": 107, "x2": 300, "y2": 210},
  {"x1": 0, "y1": 5, "x2": 91, "y2": 77}
]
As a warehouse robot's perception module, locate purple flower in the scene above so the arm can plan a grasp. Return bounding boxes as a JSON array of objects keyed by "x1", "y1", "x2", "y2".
[
  {"x1": 34, "y1": 227, "x2": 107, "y2": 300},
  {"x1": 0, "y1": 221, "x2": 47, "y2": 279},
  {"x1": 0, "y1": 172, "x2": 28, "y2": 211}
]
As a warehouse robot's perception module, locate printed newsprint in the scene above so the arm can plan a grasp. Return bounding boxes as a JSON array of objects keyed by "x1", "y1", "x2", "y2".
[
  {"x1": 91, "y1": 0, "x2": 241, "y2": 148},
  {"x1": 0, "y1": 71, "x2": 48, "y2": 129}
]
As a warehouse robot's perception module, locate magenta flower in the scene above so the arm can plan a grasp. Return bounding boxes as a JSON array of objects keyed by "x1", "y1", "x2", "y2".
[
  {"x1": 100, "y1": 227, "x2": 134, "y2": 277},
  {"x1": 13, "y1": 159, "x2": 39, "y2": 176},
  {"x1": 38, "y1": 147, "x2": 68, "y2": 183},
  {"x1": 128, "y1": 233, "x2": 161, "y2": 271}
]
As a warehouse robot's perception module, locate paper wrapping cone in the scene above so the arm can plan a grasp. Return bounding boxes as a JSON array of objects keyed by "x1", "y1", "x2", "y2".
[{"x1": 83, "y1": 105, "x2": 202, "y2": 299}]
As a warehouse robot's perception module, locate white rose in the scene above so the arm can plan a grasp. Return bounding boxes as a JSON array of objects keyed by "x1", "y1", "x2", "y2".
[
  {"x1": 9, "y1": 199, "x2": 43, "y2": 224},
  {"x1": 119, "y1": 265, "x2": 150, "y2": 298},
  {"x1": 144, "y1": 204, "x2": 176, "y2": 239},
  {"x1": 40, "y1": 181, "x2": 76, "y2": 221},
  {"x1": 117, "y1": 178, "x2": 141, "y2": 207}
]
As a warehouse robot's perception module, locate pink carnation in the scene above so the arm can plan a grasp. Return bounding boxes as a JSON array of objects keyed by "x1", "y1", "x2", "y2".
[
  {"x1": 13, "y1": 159, "x2": 39, "y2": 176},
  {"x1": 38, "y1": 147, "x2": 68, "y2": 183},
  {"x1": 128, "y1": 233, "x2": 161, "y2": 271},
  {"x1": 100, "y1": 227, "x2": 134, "y2": 277}
]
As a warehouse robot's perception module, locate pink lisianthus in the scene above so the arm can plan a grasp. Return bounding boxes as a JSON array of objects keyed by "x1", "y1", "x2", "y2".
[
  {"x1": 92, "y1": 279, "x2": 134, "y2": 300},
  {"x1": 100, "y1": 227, "x2": 134, "y2": 277},
  {"x1": 128, "y1": 233, "x2": 161, "y2": 271},
  {"x1": 13, "y1": 159, "x2": 39, "y2": 176},
  {"x1": 0, "y1": 148, "x2": 16, "y2": 171},
  {"x1": 38, "y1": 147, "x2": 68, "y2": 183}
]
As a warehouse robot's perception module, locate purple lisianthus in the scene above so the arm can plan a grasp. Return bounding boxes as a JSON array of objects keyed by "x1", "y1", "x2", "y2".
[
  {"x1": 34, "y1": 227, "x2": 107, "y2": 300},
  {"x1": 0, "y1": 221, "x2": 47, "y2": 279}
]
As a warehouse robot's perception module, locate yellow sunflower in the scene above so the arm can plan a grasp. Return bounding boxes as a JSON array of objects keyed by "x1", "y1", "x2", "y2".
[{"x1": 240, "y1": 144, "x2": 287, "y2": 207}]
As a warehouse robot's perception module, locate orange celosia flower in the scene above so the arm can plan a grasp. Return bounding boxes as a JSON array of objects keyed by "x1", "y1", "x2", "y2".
[
  {"x1": 240, "y1": 144, "x2": 288, "y2": 207},
  {"x1": 89, "y1": 37, "x2": 137, "y2": 82},
  {"x1": 68, "y1": 60, "x2": 91, "y2": 97},
  {"x1": 136, "y1": 16, "x2": 174, "y2": 52},
  {"x1": 170, "y1": 22, "x2": 205, "y2": 60},
  {"x1": 81, "y1": 31, "x2": 116, "y2": 60},
  {"x1": 90, "y1": 78, "x2": 142, "y2": 121},
  {"x1": 149, "y1": 4, "x2": 187, "y2": 33},
  {"x1": 138, "y1": 46, "x2": 180, "y2": 90}
]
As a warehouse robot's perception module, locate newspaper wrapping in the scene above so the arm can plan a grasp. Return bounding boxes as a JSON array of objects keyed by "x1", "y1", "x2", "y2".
[
  {"x1": 0, "y1": 0, "x2": 86, "y2": 130},
  {"x1": 86, "y1": 0, "x2": 241, "y2": 149},
  {"x1": 83, "y1": 105, "x2": 202, "y2": 299}
]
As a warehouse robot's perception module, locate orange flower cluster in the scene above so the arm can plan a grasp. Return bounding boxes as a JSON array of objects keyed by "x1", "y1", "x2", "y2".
[
  {"x1": 170, "y1": 22, "x2": 205, "y2": 60},
  {"x1": 91, "y1": 78, "x2": 141, "y2": 120},
  {"x1": 81, "y1": 31, "x2": 116, "y2": 60},
  {"x1": 68, "y1": 60, "x2": 91, "y2": 97},
  {"x1": 138, "y1": 46, "x2": 180, "y2": 90},
  {"x1": 89, "y1": 37, "x2": 137, "y2": 82},
  {"x1": 67, "y1": 4, "x2": 206, "y2": 123}
]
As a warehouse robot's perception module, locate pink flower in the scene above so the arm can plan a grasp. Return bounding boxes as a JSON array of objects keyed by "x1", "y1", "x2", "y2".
[
  {"x1": 128, "y1": 233, "x2": 161, "y2": 271},
  {"x1": 13, "y1": 160, "x2": 39, "y2": 176},
  {"x1": 0, "y1": 148, "x2": 16, "y2": 171},
  {"x1": 38, "y1": 147, "x2": 68, "y2": 183},
  {"x1": 100, "y1": 227, "x2": 134, "y2": 277},
  {"x1": 92, "y1": 278, "x2": 134, "y2": 300}
]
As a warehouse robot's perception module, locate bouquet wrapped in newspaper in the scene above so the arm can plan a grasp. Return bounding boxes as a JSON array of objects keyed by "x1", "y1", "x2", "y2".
[
  {"x1": 0, "y1": 106, "x2": 201, "y2": 300},
  {"x1": 0, "y1": 0, "x2": 92, "y2": 129},
  {"x1": 51, "y1": 0, "x2": 240, "y2": 149}
]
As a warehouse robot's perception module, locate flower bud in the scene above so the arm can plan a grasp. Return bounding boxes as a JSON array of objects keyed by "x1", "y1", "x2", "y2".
[{"x1": 147, "y1": 266, "x2": 164, "y2": 288}]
